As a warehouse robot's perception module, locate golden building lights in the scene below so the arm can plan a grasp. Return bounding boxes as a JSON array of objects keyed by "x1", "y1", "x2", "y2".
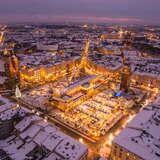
[
  {"x1": 118, "y1": 30, "x2": 124, "y2": 39},
  {"x1": 0, "y1": 31, "x2": 4, "y2": 45}
]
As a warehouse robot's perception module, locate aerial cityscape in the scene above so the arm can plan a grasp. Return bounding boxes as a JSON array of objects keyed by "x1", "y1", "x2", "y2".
[{"x1": 0, "y1": 1, "x2": 160, "y2": 160}]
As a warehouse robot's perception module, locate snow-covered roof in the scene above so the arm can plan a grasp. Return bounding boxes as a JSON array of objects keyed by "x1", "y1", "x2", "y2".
[
  {"x1": 0, "y1": 96, "x2": 22, "y2": 121},
  {"x1": 0, "y1": 76, "x2": 7, "y2": 85},
  {"x1": 37, "y1": 43, "x2": 58, "y2": 51},
  {"x1": 15, "y1": 115, "x2": 41, "y2": 132},
  {"x1": 0, "y1": 98, "x2": 88, "y2": 160},
  {"x1": 0, "y1": 59, "x2": 5, "y2": 72},
  {"x1": 43, "y1": 152, "x2": 62, "y2": 160},
  {"x1": 55, "y1": 136, "x2": 87, "y2": 160},
  {"x1": 0, "y1": 96, "x2": 14, "y2": 113},
  {"x1": 20, "y1": 124, "x2": 41, "y2": 141},
  {"x1": 154, "y1": 95, "x2": 160, "y2": 105},
  {"x1": 0, "y1": 105, "x2": 88, "y2": 160},
  {"x1": 42, "y1": 131, "x2": 65, "y2": 151},
  {"x1": 114, "y1": 98, "x2": 160, "y2": 160}
]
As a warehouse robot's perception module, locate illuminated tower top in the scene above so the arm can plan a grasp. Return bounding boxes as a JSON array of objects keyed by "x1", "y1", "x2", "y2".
[
  {"x1": 0, "y1": 31, "x2": 5, "y2": 45},
  {"x1": 120, "y1": 48, "x2": 132, "y2": 92},
  {"x1": 120, "y1": 48, "x2": 127, "y2": 66},
  {"x1": 120, "y1": 49, "x2": 132, "y2": 74},
  {"x1": 80, "y1": 39, "x2": 90, "y2": 68}
]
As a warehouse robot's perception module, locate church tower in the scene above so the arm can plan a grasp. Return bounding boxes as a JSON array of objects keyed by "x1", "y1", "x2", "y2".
[
  {"x1": 68, "y1": 39, "x2": 90, "y2": 82},
  {"x1": 80, "y1": 39, "x2": 90, "y2": 69},
  {"x1": 4, "y1": 52, "x2": 20, "y2": 89},
  {"x1": 0, "y1": 31, "x2": 5, "y2": 45},
  {"x1": 120, "y1": 50, "x2": 132, "y2": 92}
]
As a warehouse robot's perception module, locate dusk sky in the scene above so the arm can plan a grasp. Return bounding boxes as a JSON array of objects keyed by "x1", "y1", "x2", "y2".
[{"x1": 0, "y1": 0, "x2": 160, "y2": 24}]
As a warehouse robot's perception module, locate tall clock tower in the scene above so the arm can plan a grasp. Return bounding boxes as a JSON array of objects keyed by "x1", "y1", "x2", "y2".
[
  {"x1": 120, "y1": 50, "x2": 132, "y2": 92},
  {"x1": 4, "y1": 52, "x2": 20, "y2": 89}
]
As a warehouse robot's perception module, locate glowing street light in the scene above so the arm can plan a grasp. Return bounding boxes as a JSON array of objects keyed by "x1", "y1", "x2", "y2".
[{"x1": 79, "y1": 138, "x2": 84, "y2": 143}]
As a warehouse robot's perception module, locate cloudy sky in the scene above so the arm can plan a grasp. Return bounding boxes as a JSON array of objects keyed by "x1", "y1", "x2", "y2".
[{"x1": 0, "y1": 0, "x2": 159, "y2": 24}]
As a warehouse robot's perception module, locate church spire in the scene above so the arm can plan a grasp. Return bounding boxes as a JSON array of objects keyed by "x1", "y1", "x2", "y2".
[
  {"x1": 0, "y1": 31, "x2": 5, "y2": 45},
  {"x1": 80, "y1": 38, "x2": 90, "y2": 68}
]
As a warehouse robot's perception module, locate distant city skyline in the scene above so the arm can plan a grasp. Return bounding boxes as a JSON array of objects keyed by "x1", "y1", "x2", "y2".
[{"x1": 0, "y1": 0, "x2": 160, "y2": 24}]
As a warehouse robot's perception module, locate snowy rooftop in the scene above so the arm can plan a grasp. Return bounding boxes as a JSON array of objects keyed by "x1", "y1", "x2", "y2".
[
  {"x1": 89, "y1": 49, "x2": 160, "y2": 77},
  {"x1": 114, "y1": 97, "x2": 160, "y2": 160},
  {"x1": 0, "y1": 96, "x2": 23, "y2": 121},
  {"x1": 0, "y1": 96, "x2": 14, "y2": 112},
  {"x1": 89, "y1": 52, "x2": 122, "y2": 71},
  {"x1": 154, "y1": 95, "x2": 160, "y2": 105},
  {"x1": 0, "y1": 96, "x2": 88, "y2": 160},
  {"x1": 18, "y1": 50, "x2": 81, "y2": 69},
  {"x1": 0, "y1": 59, "x2": 8, "y2": 85},
  {"x1": 0, "y1": 59, "x2": 5, "y2": 72}
]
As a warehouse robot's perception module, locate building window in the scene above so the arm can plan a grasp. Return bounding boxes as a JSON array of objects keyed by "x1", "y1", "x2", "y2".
[
  {"x1": 125, "y1": 152, "x2": 130, "y2": 160},
  {"x1": 119, "y1": 152, "x2": 122, "y2": 158},
  {"x1": 113, "y1": 149, "x2": 116, "y2": 155}
]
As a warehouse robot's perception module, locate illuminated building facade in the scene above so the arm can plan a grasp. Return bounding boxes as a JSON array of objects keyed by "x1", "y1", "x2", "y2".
[
  {"x1": 20, "y1": 58, "x2": 80, "y2": 88},
  {"x1": 110, "y1": 143, "x2": 143, "y2": 160},
  {"x1": 131, "y1": 74, "x2": 160, "y2": 91}
]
